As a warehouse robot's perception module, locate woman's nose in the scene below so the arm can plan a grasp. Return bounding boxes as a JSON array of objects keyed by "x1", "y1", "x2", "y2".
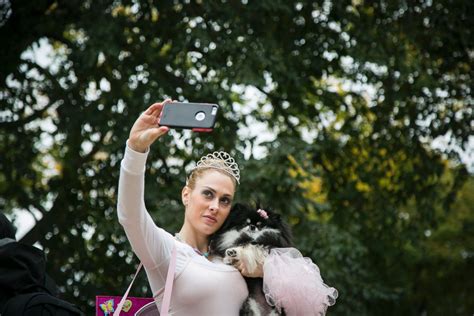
[{"x1": 209, "y1": 198, "x2": 219, "y2": 211}]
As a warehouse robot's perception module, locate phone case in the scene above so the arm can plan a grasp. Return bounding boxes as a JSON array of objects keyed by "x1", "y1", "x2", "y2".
[{"x1": 158, "y1": 102, "x2": 219, "y2": 132}]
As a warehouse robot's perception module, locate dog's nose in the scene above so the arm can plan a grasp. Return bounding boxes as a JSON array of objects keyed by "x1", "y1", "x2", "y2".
[
  {"x1": 249, "y1": 225, "x2": 256, "y2": 231},
  {"x1": 226, "y1": 249, "x2": 237, "y2": 257}
]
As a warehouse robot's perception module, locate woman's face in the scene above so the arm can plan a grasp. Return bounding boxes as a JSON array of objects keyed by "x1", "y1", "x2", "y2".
[{"x1": 182, "y1": 169, "x2": 235, "y2": 236}]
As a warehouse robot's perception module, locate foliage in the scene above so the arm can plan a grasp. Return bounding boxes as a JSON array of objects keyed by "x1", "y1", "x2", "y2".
[{"x1": 0, "y1": 0, "x2": 472, "y2": 314}]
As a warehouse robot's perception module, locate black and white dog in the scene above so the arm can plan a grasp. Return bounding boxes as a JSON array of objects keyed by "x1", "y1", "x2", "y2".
[{"x1": 210, "y1": 203, "x2": 292, "y2": 316}]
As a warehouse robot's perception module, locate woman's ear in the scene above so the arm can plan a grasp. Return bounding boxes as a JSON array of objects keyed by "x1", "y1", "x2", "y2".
[{"x1": 182, "y1": 186, "x2": 190, "y2": 206}]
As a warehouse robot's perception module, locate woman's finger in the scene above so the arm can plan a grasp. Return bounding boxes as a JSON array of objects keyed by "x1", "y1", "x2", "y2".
[
  {"x1": 150, "y1": 99, "x2": 172, "y2": 117},
  {"x1": 148, "y1": 126, "x2": 169, "y2": 141},
  {"x1": 147, "y1": 99, "x2": 172, "y2": 116},
  {"x1": 140, "y1": 113, "x2": 159, "y2": 125},
  {"x1": 144, "y1": 103, "x2": 162, "y2": 115}
]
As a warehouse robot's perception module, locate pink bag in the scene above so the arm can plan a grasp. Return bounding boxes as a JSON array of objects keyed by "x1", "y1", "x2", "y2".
[{"x1": 96, "y1": 296, "x2": 154, "y2": 315}]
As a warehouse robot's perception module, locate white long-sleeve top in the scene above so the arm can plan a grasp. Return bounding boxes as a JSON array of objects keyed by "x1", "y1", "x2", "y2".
[{"x1": 117, "y1": 144, "x2": 248, "y2": 316}]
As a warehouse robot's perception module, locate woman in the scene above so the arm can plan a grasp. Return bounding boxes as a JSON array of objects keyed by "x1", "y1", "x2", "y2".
[
  {"x1": 118, "y1": 100, "x2": 337, "y2": 315},
  {"x1": 118, "y1": 100, "x2": 252, "y2": 315}
]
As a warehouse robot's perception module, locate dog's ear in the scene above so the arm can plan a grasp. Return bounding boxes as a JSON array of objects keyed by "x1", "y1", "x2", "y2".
[
  {"x1": 254, "y1": 200, "x2": 261, "y2": 211},
  {"x1": 230, "y1": 202, "x2": 246, "y2": 213},
  {"x1": 254, "y1": 200, "x2": 269, "y2": 212},
  {"x1": 266, "y1": 208, "x2": 280, "y2": 220}
]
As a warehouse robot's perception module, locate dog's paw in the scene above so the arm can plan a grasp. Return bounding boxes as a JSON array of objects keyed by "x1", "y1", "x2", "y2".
[
  {"x1": 223, "y1": 247, "x2": 240, "y2": 265},
  {"x1": 226, "y1": 248, "x2": 238, "y2": 257},
  {"x1": 223, "y1": 247, "x2": 238, "y2": 265}
]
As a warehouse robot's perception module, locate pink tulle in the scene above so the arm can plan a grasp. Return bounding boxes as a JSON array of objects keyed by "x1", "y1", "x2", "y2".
[{"x1": 263, "y1": 248, "x2": 338, "y2": 316}]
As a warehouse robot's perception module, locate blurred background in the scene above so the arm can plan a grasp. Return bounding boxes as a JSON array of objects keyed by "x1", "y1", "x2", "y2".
[{"x1": 0, "y1": 0, "x2": 473, "y2": 314}]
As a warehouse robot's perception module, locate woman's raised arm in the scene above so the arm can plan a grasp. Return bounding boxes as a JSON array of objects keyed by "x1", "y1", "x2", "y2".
[{"x1": 117, "y1": 100, "x2": 175, "y2": 271}]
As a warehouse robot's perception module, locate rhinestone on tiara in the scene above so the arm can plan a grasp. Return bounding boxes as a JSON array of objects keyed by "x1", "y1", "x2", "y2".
[{"x1": 191, "y1": 151, "x2": 240, "y2": 184}]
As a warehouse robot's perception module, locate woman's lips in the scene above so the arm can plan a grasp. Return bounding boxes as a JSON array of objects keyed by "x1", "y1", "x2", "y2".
[{"x1": 203, "y1": 215, "x2": 217, "y2": 224}]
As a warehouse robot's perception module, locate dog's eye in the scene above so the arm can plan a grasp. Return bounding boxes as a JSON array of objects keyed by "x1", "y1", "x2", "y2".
[
  {"x1": 256, "y1": 222, "x2": 262, "y2": 226},
  {"x1": 246, "y1": 218, "x2": 251, "y2": 224}
]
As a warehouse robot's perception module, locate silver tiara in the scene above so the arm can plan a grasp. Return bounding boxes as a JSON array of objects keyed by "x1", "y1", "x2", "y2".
[{"x1": 192, "y1": 151, "x2": 240, "y2": 184}]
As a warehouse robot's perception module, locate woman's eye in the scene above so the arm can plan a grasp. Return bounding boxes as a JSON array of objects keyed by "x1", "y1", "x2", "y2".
[
  {"x1": 220, "y1": 198, "x2": 231, "y2": 205},
  {"x1": 202, "y1": 190, "x2": 213, "y2": 198}
]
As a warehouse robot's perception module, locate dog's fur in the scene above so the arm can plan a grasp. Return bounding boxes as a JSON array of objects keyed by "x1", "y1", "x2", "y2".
[{"x1": 210, "y1": 203, "x2": 292, "y2": 316}]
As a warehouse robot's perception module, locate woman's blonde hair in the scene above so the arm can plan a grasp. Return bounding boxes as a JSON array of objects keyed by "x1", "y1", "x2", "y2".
[
  {"x1": 186, "y1": 152, "x2": 240, "y2": 190},
  {"x1": 187, "y1": 160, "x2": 237, "y2": 190}
]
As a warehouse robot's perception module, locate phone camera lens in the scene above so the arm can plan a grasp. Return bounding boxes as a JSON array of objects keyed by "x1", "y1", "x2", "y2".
[{"x1": 195, "y1": 112, "x2": 206, "y2": 121}]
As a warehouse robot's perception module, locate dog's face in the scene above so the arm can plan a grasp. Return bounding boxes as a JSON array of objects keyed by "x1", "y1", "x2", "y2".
[{"x1": 210, "y1": 203, "x2": 292, "y2": 257}]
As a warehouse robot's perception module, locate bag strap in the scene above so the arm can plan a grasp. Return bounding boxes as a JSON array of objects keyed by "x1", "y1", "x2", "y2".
[
  {"x1": 112, "y1": 262, "x2": 143, "y2": 316},
  {"x1": 160, "y1": 244, "x2": 177, "y2": 316},
  {"x1": 113, "y1": 244, "x2": 177, "y2": 316}
]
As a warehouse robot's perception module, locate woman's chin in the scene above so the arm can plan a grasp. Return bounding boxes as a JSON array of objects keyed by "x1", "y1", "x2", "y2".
[{"x1": 200, "y1": 225, "x2": 218, "y2": 236}]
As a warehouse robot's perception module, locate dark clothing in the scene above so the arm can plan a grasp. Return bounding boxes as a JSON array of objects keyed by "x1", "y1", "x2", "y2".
[
  {"x1": 1, "y1": 292, "x2": 83, "y2": 315},
  {"x1": 0, "y1": 216, "x2": 83, "y2": 315},
  {"x1": 0, "y1": 213, "x2": 16, "y2": 239},
  {"x1": 0, "y1": 238, "x2": 58, "y2": 309}
]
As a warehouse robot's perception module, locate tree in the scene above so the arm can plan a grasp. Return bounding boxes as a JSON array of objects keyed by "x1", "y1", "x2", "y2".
[{"x1": 1, "y1": 0, "x2": 472, "y2": 314}]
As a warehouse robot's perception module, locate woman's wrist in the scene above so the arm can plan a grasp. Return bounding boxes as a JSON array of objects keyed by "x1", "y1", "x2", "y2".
[
  {"x1": 122, "y1": 141, "x2": 149, "y2": 174},
  {"x1": 127, "y1": 141, "x2": 148, "y2": 153}
]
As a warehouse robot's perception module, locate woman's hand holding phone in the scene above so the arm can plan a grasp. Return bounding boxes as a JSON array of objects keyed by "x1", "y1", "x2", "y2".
[{"x1": 128, "y1": 100, "x2": 171, "y2": 153}]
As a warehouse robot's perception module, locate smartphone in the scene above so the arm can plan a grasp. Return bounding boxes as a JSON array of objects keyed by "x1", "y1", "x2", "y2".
[{"x1": 158, "y1": 102, "x2": 219, "y2": 132}]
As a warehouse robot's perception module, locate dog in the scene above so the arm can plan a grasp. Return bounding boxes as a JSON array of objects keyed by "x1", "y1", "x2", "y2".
[{"x1": 210, "y1": 203, "x2": 292, "y2": 316}]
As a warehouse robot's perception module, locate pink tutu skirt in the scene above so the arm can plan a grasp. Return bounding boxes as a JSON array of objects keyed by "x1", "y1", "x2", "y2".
[{"x1": 263, "y1": 248, "x2": 338, "y2": 316}]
